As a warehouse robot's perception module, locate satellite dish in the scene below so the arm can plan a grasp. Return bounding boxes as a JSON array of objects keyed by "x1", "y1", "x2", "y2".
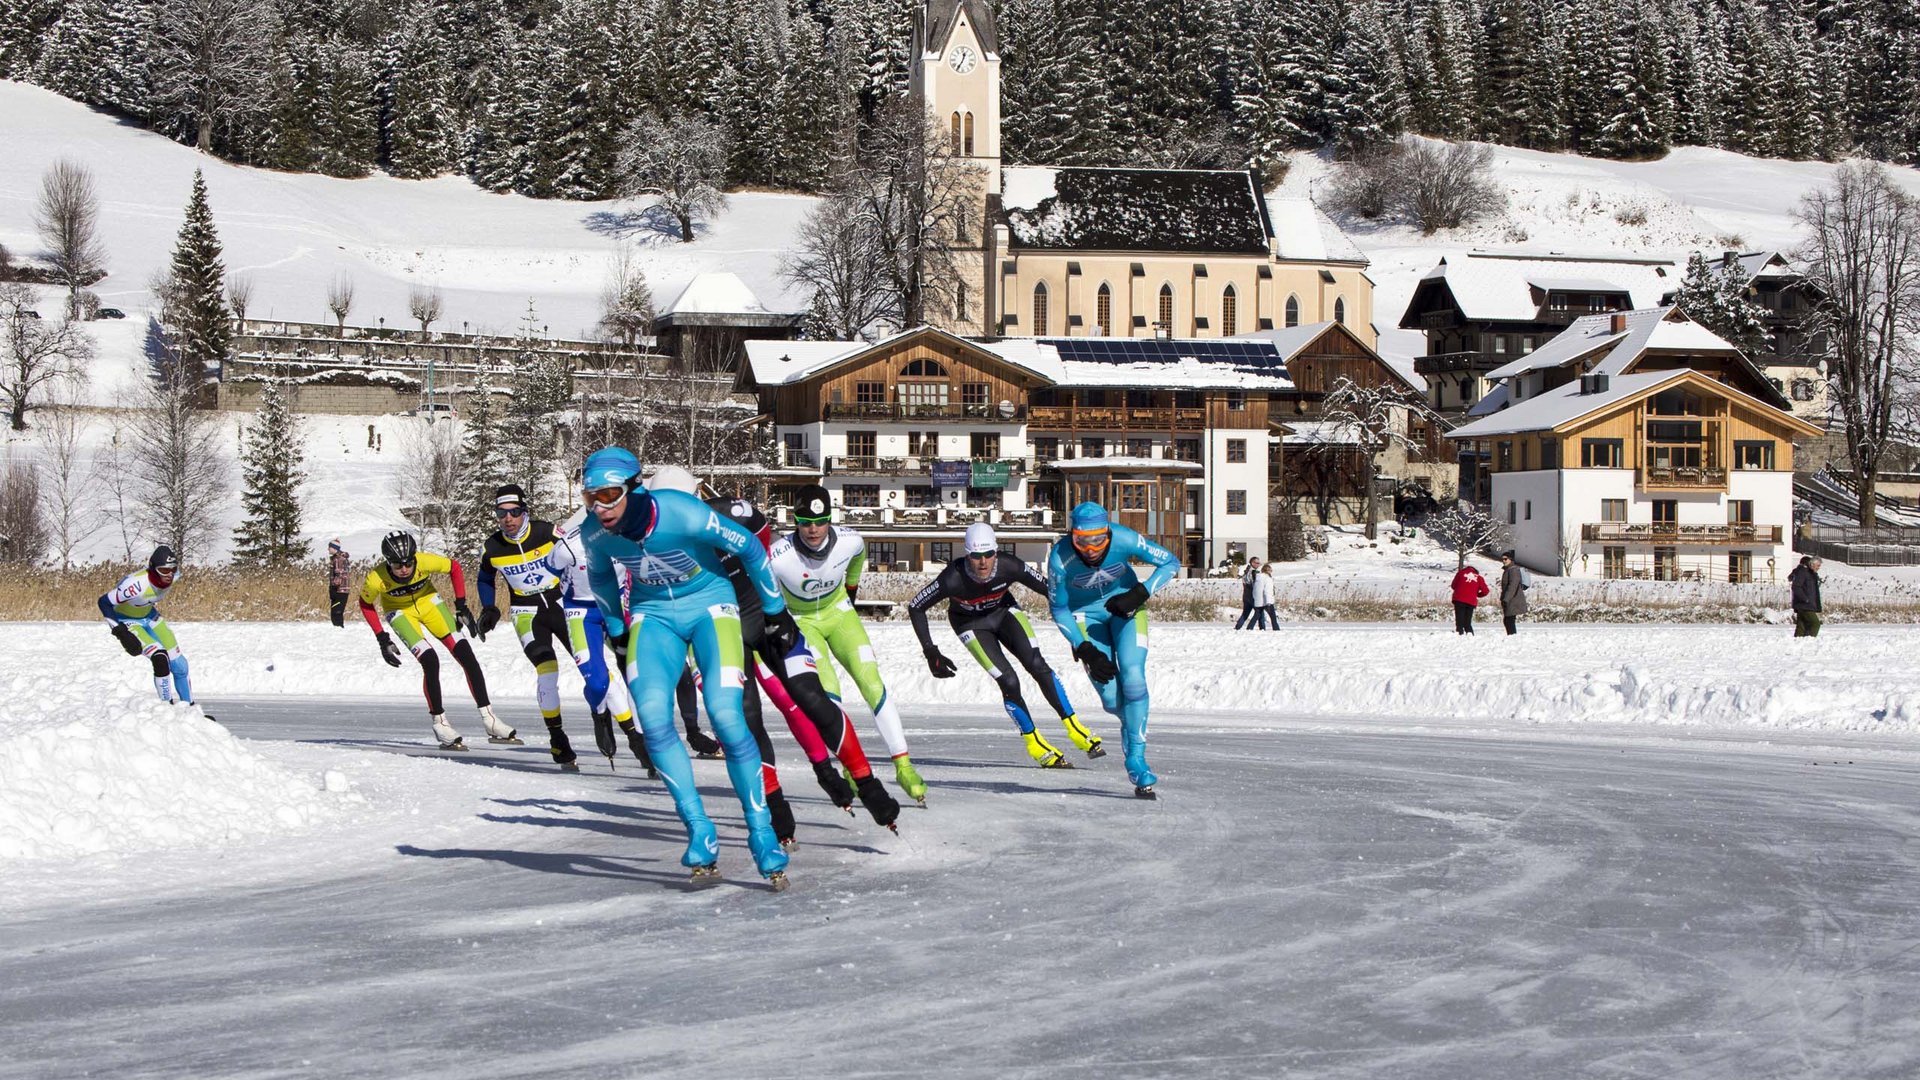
[{"x1": 997, "y1": 399, "x2": 1015, "y2": 418}]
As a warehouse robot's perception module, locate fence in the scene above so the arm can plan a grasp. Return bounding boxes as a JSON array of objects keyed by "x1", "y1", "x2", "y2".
[{"x1": 1795, "y1": 524, "x2": 1920, "y2": 567}]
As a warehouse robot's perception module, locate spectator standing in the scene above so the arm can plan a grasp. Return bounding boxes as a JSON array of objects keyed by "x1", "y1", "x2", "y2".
[
  {"x1": 326, "y1": 538, "x2": 352, "y2": 627},
  {"x1": 1498, "y1": 551, "x2": 1528, "y2": 635},
  {"x1": 1233, "y1": 557, "x2": 1262, "y2": 629},
  {"x1": 1254, "y1": 563, "x2": 1279, "y2": 629},
  {"x1": 1789, "y1": 556, "x2": 1823, "y2": 637},
  {"x1": 1449, "y1": 563, "x2": 1489, "y2": 634}
]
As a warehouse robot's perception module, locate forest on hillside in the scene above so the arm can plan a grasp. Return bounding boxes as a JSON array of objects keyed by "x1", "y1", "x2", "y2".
[{"x1": 0, "y1": 0, "x2": 1914, "y2": 197}]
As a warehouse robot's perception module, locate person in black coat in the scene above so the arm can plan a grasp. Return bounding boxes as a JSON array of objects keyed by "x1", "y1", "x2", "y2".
[
  {"x1": 1233, "y1": 557, "x2": 1262, "y2": 629},
  {"x1": 1788, "y1": 556, "x2": 1823, "y2": 637}
]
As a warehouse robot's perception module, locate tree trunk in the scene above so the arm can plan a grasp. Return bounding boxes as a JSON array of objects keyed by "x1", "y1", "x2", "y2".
[
  {"x1": 1859, "y1": 482, "x2": 1878, "y2": 529},
  {"x1": 197, "y1": 117, "x2": 213, "y2": 152},
  {"x1": 1363, "y1": 451, "x2": 1380, "y2": 539},
  {"x1": 9, "y1": 403, "x2": 25, "y2": 431},
  {"x1": 678, "y1": 212, "x2": 693, "y2": 242}
]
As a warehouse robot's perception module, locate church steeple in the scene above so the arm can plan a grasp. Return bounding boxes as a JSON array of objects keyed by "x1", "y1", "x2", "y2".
[{"x1": 910, "y1": 0, "x2": 1000, "y2": 195}]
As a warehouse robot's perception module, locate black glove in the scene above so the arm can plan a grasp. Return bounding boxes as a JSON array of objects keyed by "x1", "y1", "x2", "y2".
[
  {"x1": 1105, "y1": 583, "x2": 1149, "y2": 619},
  {"x1": 610, "y1": 625, "x2": 630, "y2": 671},
  {"x1": 454, "y1": 598, "x2": 478, "y2": 638},
  {"x1": 376, "y1": 631, "x2": 405, "y2": 668},
  {"x1": 762, "y1": 608, "x2": 802, "y2": 658},
  {"x1": 478, "y1": 604, "x2": 500, "y2": 640},
  {"x1": 1074, "y1": 640, "x2": 1117, "y2": 684},
  {"x1": 845, "y1": 583, "x2": 860, "y2": 603},
  {"x1": 328, "y1": 598, "x2": 346, "y2": 628},
  {"x1": 925, "y1": 647, "x2": 957, "y2": 678},
  {"x1": 111, "y1": 623, "x2": 142, "y2": 656}
]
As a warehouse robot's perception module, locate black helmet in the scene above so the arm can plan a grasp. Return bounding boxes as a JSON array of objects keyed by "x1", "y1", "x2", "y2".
[
  {"x1": 493, "y1": 483, "x2": 526, "y2": 509},
  {"x1": 148, "y1": 545, "x2": 177, "y2": 573},
  {"x1": 793, "y1": 485, "x2": 832, "y2": 524},
  {"x1": 381, "y1": 531, "x2": 417, "y2": 566}
]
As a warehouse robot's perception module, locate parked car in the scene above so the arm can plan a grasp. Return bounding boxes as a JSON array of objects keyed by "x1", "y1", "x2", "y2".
[
  {"x1": 404, "y1": 403, "x2": 457, "y2": 419},
  {"x1": 94, "y1": 307, "x2": 126, "y2": 319}
]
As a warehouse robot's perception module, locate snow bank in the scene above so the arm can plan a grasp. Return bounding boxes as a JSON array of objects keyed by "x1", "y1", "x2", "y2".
[{"x1": 0, "y1": 672, "x2": 353, "y2": 861}]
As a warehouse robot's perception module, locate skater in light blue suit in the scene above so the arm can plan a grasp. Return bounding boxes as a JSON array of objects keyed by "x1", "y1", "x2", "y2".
[
  {"x1": 575, "y1": 447, "x2": 795, "y2": 888},
  {"x1": 1046, "y1": 503, "x2": 1179, "y2": 799}
]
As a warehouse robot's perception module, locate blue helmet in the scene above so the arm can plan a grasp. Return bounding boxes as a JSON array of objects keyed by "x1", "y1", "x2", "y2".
[
  {"x1": 582, "y1": 447, "x2": 641, "y2": 491},
  {"x1": 1069, "y1": 502, "x2": 1110, "y2": 533}
]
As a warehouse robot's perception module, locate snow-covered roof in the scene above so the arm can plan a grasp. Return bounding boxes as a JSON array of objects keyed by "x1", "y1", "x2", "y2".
[
  {"x1": 1002, "y1": 166, "x2": 1271, "y2": 254},
  {"x1": 1055, "y1": 358, "x2": 1291, "y2": 390},
  {"x1": 1266, "y1": 197, "x2": 1366, "y2": 264},
  {"x1": 1281, "y1": 419, "x2": 1367, "y2": 446},
  {"x1": 1447, "y1": 369, "x2": 1686, "y2": 438},
  {"x1": 1407, "y1": 252, "x2": 1676, "y2": 323},
  {"x1": 1485, "y1": 306, "x2": 1739, "y2": 380},
  {"x1": 1230, "y1": 321, "x2": 1336, "y2": 358},
  {"x1": 662, "y1": 272, "x2": 770, "y2": 316},
  {"x1": 741, "y1": 327, "x2": 1064, "y2": 387}
]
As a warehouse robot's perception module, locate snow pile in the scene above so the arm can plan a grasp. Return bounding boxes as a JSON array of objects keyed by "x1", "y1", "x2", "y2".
[{"x1": 0, "y1": 673, "x2": 353, "y2": 861}]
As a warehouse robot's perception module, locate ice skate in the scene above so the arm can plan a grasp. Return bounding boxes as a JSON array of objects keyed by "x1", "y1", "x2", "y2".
[
  {"x1": 479, "y1": 705, "x2": 521, "y2": 745},
  {"x1": 686, "y1": 728, "x2": 723, "y2": 759},
  {"x1": 770, "y1": 789, "x2": 797, "y2": 852},
  {"x1": 688, "y1": 863, "x2": 722, "y2": 886},
  {"x1": 1023, "y1": 731, "x2": 1072, "y2": 769},
  {"x1": 766, "y1": 871, "x2": 791, "y2": 892},
  {"x1": 592, "y1": 710, "x2": 618, "y2": 767},
  {"x1": 1061, "y1": 713, "x2": 1103, "y2": 757},
  {"x1": 431, "y1": 714, "x2": 468, "y2": 751},
  {"x1": 893, "y1": 755, "x2": 928, "y2": 806},
  {"x1": 853, "y1": 773, "x2": 901, "y2": 830},
  {"x1": 746, "y1": 824, "x2": 791, "y2": 878},
  {"x1": 547, "y1": 721, "x2": 578, "y2": 770},
  {"x1": 1134, "y1": 784, "x2": 1157, "y2": 800},
  {"x1": 812, "y1": 759, "x2": 856, "y2": 809}
]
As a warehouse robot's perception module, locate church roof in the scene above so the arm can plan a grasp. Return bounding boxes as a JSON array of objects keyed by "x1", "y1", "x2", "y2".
[
  {"x1": 923, "y1": 0, "x2": 998, "y2": 55},
  {"x1": 1001, "y1": 167, "x2": 1272, "y2": 255}
]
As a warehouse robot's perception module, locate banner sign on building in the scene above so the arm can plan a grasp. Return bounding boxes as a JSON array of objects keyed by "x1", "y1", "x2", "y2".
[
  {"x1": 931, "y1": 460, "x2": 972, "y2": 487},
  {"x1": 970, "y1": 460, "x2": 1012, "y2": 489}
]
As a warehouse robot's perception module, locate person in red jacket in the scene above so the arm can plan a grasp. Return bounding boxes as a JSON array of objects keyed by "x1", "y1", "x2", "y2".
[{"x1": 1449, "y1": 563, "x2": 1490, "y2": 634}]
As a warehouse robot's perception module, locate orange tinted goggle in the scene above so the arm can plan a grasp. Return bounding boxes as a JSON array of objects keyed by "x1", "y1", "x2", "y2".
[{"x1": 1072, "y1": 529, "x2": 1110, "y2": 547}]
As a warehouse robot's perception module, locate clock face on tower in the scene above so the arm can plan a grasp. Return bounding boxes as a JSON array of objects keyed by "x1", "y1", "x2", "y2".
[{"x1": 947, "y1": 45, "x2": 977, "y2": 74}]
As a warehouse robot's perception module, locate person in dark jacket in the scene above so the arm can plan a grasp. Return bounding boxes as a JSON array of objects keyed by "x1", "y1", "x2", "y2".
[
  {"x1": 1449, "y1": 563, "x2": 1489, "y2": 634},
  {"x1": 326, "y1": 539, "x2": 351, "y2": 627},
  {"x1": 1232, "y1": 557, "x2": 1262, "y2": 629},
  {"x1": 1789, "y1": 556, "x2": 1823, "y2": 637},
  {"x1": 1498, "y1": 551, "x2": 1528, "y2": 635}
]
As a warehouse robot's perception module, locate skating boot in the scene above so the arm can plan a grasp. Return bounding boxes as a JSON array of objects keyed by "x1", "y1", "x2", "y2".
[
  {"x1": 617, "y1": 718, "x2": 658, "y2": 778},
  {"x1": 1023, "y1": 731, "x2": 1073, "y2": 769},
  {"x1": 1061, "y1": 713, "x2": 1105, "y2": 758},
  {"x1": 430, "y1": 713, "x2": 468, "y2": 751},
  {"x1": 681, "y1": 821, "x2": 721, "y2": 876},
  {"x1": 893, "y1": 755, "x2": 928, "y2": 806},
  {"x1": 746, "y1": 821, "x2": 791, "y2": 880},
  {"x1": 547, "y1": 721, "x2": 579, "y2": 772},
  {"x1": 479, "y1": 705, "x2": 522, "y2": 745},
  {"x1": 1134, "y1": 784, "x2": 1157, "y2": 800},
  {"x1": 812, "y1": 759, "x2": 856, "y2": 810},
  {"x1": 853, "y1": 772, "x2": 901, "y2": 831},
  {"x1": 592, "y1": 710, "x2": 618, "y2": 768},
  {"x1": 686, "y1": 727, "x2": 723, "y2": 759}
]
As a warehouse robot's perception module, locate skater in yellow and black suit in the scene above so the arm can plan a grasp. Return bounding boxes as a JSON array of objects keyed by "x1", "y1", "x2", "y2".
[
  {"x1": 359, "y1": 530, "x2": 521, "y2": 752},
  {"x1": 475, "y1": 483, "x2": 580, "y2": 771}
]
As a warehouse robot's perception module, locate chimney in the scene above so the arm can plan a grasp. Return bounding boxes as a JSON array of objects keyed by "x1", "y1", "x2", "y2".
[
  {"x1": 1609, "y1": 312, "x2": 1627, "y2": 334},
  {"x1": 1721, "y1": 250, "x2": 1738, "y2": 269}
]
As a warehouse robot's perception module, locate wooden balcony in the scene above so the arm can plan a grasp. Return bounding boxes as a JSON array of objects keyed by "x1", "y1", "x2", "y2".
[
  {"x1": 823, "y1": 402, "x2": 1026, "y2": 423},
  {"x1": 1028, "y1": 404, "x2": 1206, "y2": 431},
  {"x1": 1640, "y1": 464, "x2": 1728, "y2": 489},
  {"x1": 1413, "y1": 351, "x2": 1499, "y2": 375},
  {"x1": 825, "y1": 455, "x2": 1033, "y2": 477},
  {"x1": 1581, "y1": 522, "x2": 1783, "y2": 545}
]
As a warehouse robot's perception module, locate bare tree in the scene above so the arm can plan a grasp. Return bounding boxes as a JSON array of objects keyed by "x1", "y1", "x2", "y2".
[
  {"x1": 597, "y1": 246, "x2": 654, "y2": 348},
  {"x1": 1323, "y1": 138, "x2": 1505, "y2": 235},
  {"x1": 325, "y1": 273, "x2": 355, "y2": 349},
  {"x1": 149, "y1": 0, "x2": 273, "y2": 153},
  {"x1": 1426, "y1": 500, "x2": 1508, "y2": 569},
  {"x1": 0, "y1": 242, "x2": 12, "y2": 279},
  {"x1": 783, "y1": 192, "x2": 892, "y2": 340},
  {"x1": 36, "y1": 394, "x2": 90, "y2": 569},
  {"x1": 394, "y1": 415, "x2": 462, "y2": 551},
  {"x1": 225, "y1": 275, "x2": 253, "y2": 326},
  {"x1": 33, "y1": 160, "x2": 107, "y2": 319},
  {"x1": 617, "y1": 113, "x2": 730, "y2": 243},
  {"x1": 1320, "y1": 376, "x2": 1437, "y2": 539},
  {"x1": 130, "y1": 363, "x2": 231, "y2": 560},
  {"x1": 92, "y1": 429, "x2": 138, "y2": 562},
  {"x1": 0, "y1": 458, "x2": 47, "y2": 564},
  {"x1": 1, "y1": 282, "x2": 93, "y2": 431},
  {"x1": 838, "y1": 101, "x2": 977, "y2": 330},
  {"x1": 408, "y1": 285, "x2": 444, "y2": 338},
  {"x1": 1795, "y1": 162, "x2": 1920, "y2": 527}
]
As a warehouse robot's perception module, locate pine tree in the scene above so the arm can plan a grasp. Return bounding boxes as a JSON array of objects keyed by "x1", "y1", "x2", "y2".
[
  {"x1": 498, "y1": 303, "x2": 574, "y2": 510},
  {"x1": 381, "y1": 3, "x2": 459, "y2": 179},
  {"x1": 164, "y1": 169, "x2": 231, "y2": 382},
  {"x1": 1596, "y1": 0, "x2": 1670, "y2": 159},
  {"x1": 231, "y1": 377, "x2": 307, "y2": 564},
  {"x1": 454, "y1": 359, "x2": 508, "y2": 561},
  {"x1": 1673, "y1": 252, "x2": 1769, "y2": 354}
]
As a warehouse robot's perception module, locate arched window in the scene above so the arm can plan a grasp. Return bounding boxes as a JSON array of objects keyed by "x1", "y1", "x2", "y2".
[
  {"x1": 963, "y1": 112, "x2": 975, "y2": 156},
  {"x1": 950, "y1": 112, "x2": 962, "y2": 155},
  {"x1": 902, "y1": 357, "x2": 948, "y2": 377},
  {"x1": 1284, "y1": 294, "x2": 1300, "y2": 328},
  {"x1": 1333, "y1": 296, "x2": 1346, "y2": 324},
  {"x1": 956, "y1": 281, "x2": 969, "y2": 321},
  {"x1": 1095, "y1": 283, "x2": 1113, "y2": 336},
  {"x1": 1221, "y1": 284, "x2": 1238, "y2": 337},
  {"x1": 1033, "y1": 282, "x2": 1050, "y2": 337},
  {"x1": 1157, "y1": 284, "x2": 1174, "y2": 334}
]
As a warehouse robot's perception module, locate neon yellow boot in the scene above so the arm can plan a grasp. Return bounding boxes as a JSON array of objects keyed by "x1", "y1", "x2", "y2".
[
  {"x1": 1061, "y1": 713, "x2": 1105, "y2": 758},
  {"x1": 893, "y1": 754, "x2": 928, "y2": 805},
  {"x1": 1023, "y1": 731, "x2": 1073, "y2": 768}
]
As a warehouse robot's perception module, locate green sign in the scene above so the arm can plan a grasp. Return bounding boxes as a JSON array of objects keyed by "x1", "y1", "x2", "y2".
[{"x1": 970, "y1": 460, "x2": 1012, "y2": 489}]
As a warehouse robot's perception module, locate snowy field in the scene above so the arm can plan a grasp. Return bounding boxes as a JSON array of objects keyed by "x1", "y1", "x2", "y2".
[{"x1": 5, "y1": 622, "x2": 1920, "y2": 1077}]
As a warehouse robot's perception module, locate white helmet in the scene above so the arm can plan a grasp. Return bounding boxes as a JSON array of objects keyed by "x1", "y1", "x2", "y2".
[
  {"x1": 963, "y1": 521, "x2": 998, "y2": 556},
  {"x1": 645, "y1": 464, "x2": 700, "y2": 495}
]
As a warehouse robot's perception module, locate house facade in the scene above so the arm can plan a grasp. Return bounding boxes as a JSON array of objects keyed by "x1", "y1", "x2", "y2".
[
  {"x1": 910, "y1": 0, "x2": 1373, "y2": 344},
  {"x1": 1448, "y1": 307, "x2": 1821, "y2": 581}
]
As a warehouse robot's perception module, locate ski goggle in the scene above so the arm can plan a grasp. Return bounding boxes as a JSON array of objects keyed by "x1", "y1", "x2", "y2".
[
  {"x1": 386, "y1": 559, "x2": 415, "y2": 575},
  {"x1": 795, "y1": 513, "x2": 831, "y2": 526},
  {"x1": 583, "y1": 486, "x2": 626, "y2": 507},
  {"x1": 965, "y1": 549, "x2": 996, "y2": 562},
  {"x1": 1071, "y1": 528, "x2": 1111, "y2": 555},
  {"x1": 493, "y1": 504, "x2": 527, "y2": 519}
]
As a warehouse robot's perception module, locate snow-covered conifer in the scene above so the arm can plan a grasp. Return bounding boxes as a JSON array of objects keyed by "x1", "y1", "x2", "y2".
[{"x1": 231, "y1": 378, "x2": 307, "y2": 565}]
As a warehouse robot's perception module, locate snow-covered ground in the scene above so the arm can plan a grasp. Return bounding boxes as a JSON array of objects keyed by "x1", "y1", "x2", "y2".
[{"x1": 5, "y1": 620, "x2": 1920, "y2": 1078}]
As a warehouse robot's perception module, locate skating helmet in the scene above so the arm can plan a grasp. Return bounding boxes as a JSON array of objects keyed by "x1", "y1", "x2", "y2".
[
  {"x1": 791, "y1": 484, "x2": 834, "y2": 554},
  {"x1": 380, "y1": 530, "x2": 417, "y2": 568},
  {"x1": 148, "y1": 545, "x2": 178, "y2": 577},
  {"x1": 1069, "y1": 502, "x2": 1111, "y2": 562},
  {"x1": 645, "y1": 464, "x2": 700, "y2": 495},
  {"x1": 964, "y1": 522, "x2": 998, "y2": 556},
  {"x1": 582, "y1": 447, "x2": 642, "y2": 493}
]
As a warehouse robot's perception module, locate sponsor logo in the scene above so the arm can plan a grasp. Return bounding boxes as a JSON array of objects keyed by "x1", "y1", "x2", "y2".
[{"x1": 616, "y1": 549, "x2": 700, "y2": 586}]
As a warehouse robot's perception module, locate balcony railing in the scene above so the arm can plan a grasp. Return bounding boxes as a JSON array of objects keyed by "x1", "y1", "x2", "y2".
[
  {"x1": 823, "y1": 402, "x2": 1026, "y2": 422},
  {"x1": 769, "y1": 505, "x2": 1059, "y2": 530},
  {"x1": 778, "y1": 448, "x2": 816, "y2": 468},
  {"x1": 1028, "y1": 404, "x2": 1206, "y2": 431},
  {"x1": 1418, "y1": 310, "x2": 1456, "y2": 329},
  {"x1": 1581, "y1": 522, "x2": 1783, "y2": 545},
  {"x1": 1641, "y1": 464, "x2": 1728, "y2": 488},
  {"x1": 825, "y1": 455, "x2": 1034, "y2": 477}
]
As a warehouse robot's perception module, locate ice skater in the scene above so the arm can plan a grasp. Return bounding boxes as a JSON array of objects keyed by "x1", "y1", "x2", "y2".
[{"x1": 98, "y1": 545, "x2": 199, "y2": 709}]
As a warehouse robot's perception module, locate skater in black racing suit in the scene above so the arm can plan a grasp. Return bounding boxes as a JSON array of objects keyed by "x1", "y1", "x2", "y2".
[{"x1": 908, "y1": 522, "x2": 1104, "y2": 767}]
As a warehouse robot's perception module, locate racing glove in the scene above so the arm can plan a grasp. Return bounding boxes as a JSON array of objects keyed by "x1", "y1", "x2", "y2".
[
  {"x1": 376, "y1": 631, "x2": 406, "y2": 668},
  {"x1": 924, "y1": 647, "x2": 957, "y2": 678},
  {"x1": 111, "y1": 623, "x2": 142, "y2": 656},
  {"x1": 1104, "y1": 583, "x2": 1149, "y2": 620},
  {"x1": 477, "y1": 604, "x2": 500, "y2": 640},
  {"x1": 1073, "y1": 640, "x2": 1117, "y2": 684},
  {"x1": 453, "y1": 598, "x2": 479, "y2": 638},
  {"x1": 762, "y1": 608, "x2": 803, "y2": 659}
]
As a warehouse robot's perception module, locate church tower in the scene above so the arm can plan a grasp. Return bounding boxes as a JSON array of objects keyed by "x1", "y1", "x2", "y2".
[{"x1": 910, "y1": 0, "x2": 1001, "y2": 335}]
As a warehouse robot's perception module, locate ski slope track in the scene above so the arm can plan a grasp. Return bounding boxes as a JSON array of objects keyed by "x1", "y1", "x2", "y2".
[{"x1": 5, "y1": 623, "x2": 1920, "y2": 1078}]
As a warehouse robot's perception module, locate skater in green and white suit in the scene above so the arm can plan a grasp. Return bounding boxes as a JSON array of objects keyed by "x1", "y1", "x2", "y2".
[{"x1": 767, "y1": 485, "x2": 926, "y2": 804}]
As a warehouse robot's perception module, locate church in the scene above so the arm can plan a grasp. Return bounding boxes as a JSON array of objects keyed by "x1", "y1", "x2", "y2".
[{"x1": 909, "y1": 0, "x2": 1377, "y2": 345}]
